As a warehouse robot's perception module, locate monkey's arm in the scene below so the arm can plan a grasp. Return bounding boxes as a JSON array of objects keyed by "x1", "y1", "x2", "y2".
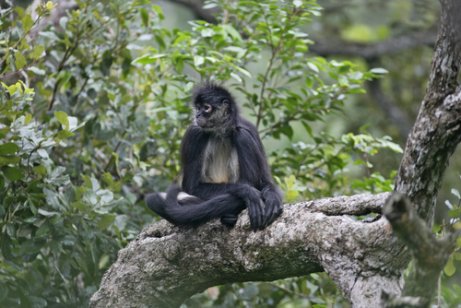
[{"x1": 235, "y1": 120, "x2": 283, "y2": 227}]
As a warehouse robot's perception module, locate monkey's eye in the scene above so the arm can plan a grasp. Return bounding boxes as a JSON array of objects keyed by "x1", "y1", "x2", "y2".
[
  {"x1": 222, "y1": 99, "x2": 229, "y2": 104},
  {"x1": 203, "y1": 103, "x2": 213, "y2": 113}
]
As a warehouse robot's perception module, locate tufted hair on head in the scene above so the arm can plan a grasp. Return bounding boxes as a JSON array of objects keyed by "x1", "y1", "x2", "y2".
[{"x1": 192, "y1": 82, "x2": 235, "y2": 106}]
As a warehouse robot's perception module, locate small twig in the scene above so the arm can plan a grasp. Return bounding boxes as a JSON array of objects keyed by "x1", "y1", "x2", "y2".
[{"x1": 48, "y1": 42, "x2": 79, "y2": 111}]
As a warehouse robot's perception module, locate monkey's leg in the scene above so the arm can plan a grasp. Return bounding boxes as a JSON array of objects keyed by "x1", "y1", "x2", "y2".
[
  {"x1": 145, "y1": 192, "x2": 170, "y2": 221},
  {"x1": 165, "y1": 184, "x2": 245, "y2": 226},
  {"x1": 146, "y1": 185, "x2": 245, "y2": 227}
]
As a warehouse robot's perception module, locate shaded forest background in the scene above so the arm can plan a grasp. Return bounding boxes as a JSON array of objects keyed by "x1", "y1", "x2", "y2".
[{"x1": 1, "y1": 0, "x2": 460, "y2": 307}]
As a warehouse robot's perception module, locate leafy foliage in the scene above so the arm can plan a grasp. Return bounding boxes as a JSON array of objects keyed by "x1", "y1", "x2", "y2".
[
  {"x1": 0, "y1": 0, "x2": 403, "y2": 306},
  {"x1": 442, "y1": 176, "x2": 461, "y2": 294}
]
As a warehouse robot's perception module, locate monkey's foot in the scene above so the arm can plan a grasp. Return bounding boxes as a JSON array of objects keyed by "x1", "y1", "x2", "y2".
[{"x1": 220, "y1": 214, "x2": 238, "y2": 227}]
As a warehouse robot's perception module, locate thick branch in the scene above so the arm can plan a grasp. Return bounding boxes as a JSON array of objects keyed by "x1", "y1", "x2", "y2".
[
  {"x1": 310, "y1": 30, "x2": 436, "y2": 60},
  {"x1": 394, "y1": 0, "x2": 461, "y2": 221},
  {"x1": 383, "y1": 193, "x2": 459, "y2": 307},
  {"x1": 90, "y1": 193, "x2": 404, "y2": 308}
]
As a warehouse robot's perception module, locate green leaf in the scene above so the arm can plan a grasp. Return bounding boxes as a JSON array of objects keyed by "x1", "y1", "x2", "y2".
[
  {"x1": 370, "y1": 68, "x2": 388, "y2": 75},
  {"x1": 132, "y1": 54, "x2": 166, "y2": 65},
  {"x1": 45, "y1": 1, "x2": 55, "y2": 11},
  {"x1": 28, "y1": 66, "x2": 46, "y2": 75},
  {"x1": 194, "y1": 55, "x2": 205, "y2": 67},
  {"x1": 22, "y1": 14, "x2": 34, "y2": 32},
  {"x1": 201, "y1": 28, "x2": 214, "y2": 37},
  {"x1": 0, "y1": 156, "x2": 21, "y2": 166},
  {"x1": 98, "y1": 255, "x2": 110, "y2": 269},
  {"x1": 2, "y1": 166, "x2": 24, "y2": 181},
  {"x1": 222, "y1": 24, "x2": 242, "y2": 41},
  {"x1": 56, "y1": 130, "x2": 75, "y2": 140},
  {"x1": 448, "y1": 208, "x2": 461, "y2": 218},
  {"x1": 30, "y1": 45, "x2": 45, "y2": 60},
  {"x1": 234, "y1": 66, "x2": 252, "y2": 78},
  {"x1": 293, "y1": 0, "x2": 303, "y2": 8},
  {"x1": 444, "y1": 255, "x2": 456, "y2": 276},
  {"x1": 140, "y1": 8, "x2": 149, "y2": 27},
  {"x1": 280, "y1": 124, "x2": 294, "y2": 139},
  {"x1": 0, "y1": 143, "x2": 19, "y2": 155},
  {"x1": 451, "y1": 188, "x2": 460, "y2": 199},
  {"x1": 307, "y1": 62, "x2": 319, "y2": 73},
  {"x1": 33, "y1": 165, "x2": 47, "y2": 176},
  {"x1": 152, "y1": 5, "x2": 164, "y2": 20},
  {"x1": 15, "y1": 52, "x2": 27, "y2": 70},
  {"x1": 230, "y1": 72, "x2": 242, "y2": 83},
  {"x1": 98, "y1": 214, "x2": 115, "y2": 230},
  {"x1": 38, "y1": 208, "x2": 59, "y2": 217},
  {"x1": 54, "y1": 111, "x2": 69, "y2": 130}
]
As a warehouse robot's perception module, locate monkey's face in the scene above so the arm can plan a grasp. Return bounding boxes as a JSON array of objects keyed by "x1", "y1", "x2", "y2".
[{"x1": 194, "y1": 98, "x2": 232, "y2": 130}]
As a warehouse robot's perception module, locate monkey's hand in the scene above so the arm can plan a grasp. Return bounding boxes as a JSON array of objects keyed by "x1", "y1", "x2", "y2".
[
  {"x1": 228, "y1": 184, "x2": 264, "y2": 231},
  {"x1": 246, "y1": 191, "x2": 265, "y2": 231},
  {"x1": 251, "y1": 198, "x2": 268, "y2": 231},
  {"x1": 261, "y1": 186, "x2": 283, "y2": 227}
]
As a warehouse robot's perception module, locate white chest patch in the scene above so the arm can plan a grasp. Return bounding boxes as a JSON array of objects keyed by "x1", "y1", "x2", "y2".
[{"x1": 201, "y1": 137, "x2": 239, "y2": 183}]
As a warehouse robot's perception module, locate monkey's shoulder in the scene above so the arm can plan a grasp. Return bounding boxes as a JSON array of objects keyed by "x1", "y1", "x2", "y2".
[
  {"x1": 235, "y1": 118, "x2": 262, "y2": 144},
  {"x1": 236, "y1": 117, "x2": 257, "y2": 132}
]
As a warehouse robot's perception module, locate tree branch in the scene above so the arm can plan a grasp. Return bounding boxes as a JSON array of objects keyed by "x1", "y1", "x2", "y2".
[
  {"x1": 90, "y1": 193, "x2": 403, "y2": 308},
  {"x1": 310, "y1": 30, "x2": 437, "y2": 60},
  {"x1": 383, "y1": 193, "x2": 460, "y2": 307}
]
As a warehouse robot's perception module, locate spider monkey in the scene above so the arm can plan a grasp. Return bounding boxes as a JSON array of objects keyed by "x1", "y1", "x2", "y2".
[{"x1": 145, "y1": 83, "x2": 283, "y2": 230}]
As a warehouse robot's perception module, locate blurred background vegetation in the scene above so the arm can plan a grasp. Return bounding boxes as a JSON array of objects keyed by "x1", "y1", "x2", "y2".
[{"x1": 0, "y1": 0, "x2": 460, "y2": 307}]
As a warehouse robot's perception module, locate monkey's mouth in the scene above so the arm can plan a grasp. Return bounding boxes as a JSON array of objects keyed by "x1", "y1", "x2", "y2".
[{"x1": 196, "y1": 117, "x2": 211, "y2": 128}]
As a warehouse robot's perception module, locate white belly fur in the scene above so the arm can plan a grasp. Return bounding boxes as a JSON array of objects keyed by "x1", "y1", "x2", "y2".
[{"x1": 201, "y1": 137, "x2": 239, "y2": 183}]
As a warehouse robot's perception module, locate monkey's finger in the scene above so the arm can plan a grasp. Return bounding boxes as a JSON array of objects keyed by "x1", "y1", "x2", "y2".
[
  {"x1": 261, "y1": 206, "x2": 272, "y2": 228},
  {"x1": 264, "y1": 204, "x2": 283, "y2": 227},
  {"x1": 248, "y1": 199, "x2": 263, "y2": 231},
  {"x1": 248, "y1": 205, "x2": 260, "y2": 231},
  {"x1": 257, "y1": 199, "x2": 266, "y2": 230},
  {"x1": 257, "y1": 199, "x2": 269, "y2": 227}
]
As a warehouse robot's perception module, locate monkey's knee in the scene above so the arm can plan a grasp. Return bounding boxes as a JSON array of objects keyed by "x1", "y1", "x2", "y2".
[{"x1": 145, "y1": 192, "x2": 167, "y2": 216}]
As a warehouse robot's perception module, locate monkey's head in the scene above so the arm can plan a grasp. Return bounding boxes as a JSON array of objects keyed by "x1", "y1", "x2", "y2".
[{"x1": 192, "y1": 83, "x2": 238, "y2": 133}]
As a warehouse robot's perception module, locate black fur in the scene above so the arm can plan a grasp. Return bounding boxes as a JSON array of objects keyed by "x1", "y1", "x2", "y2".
[{"x1": 146, "y1": 83, "x2": 283, "y2": 230}]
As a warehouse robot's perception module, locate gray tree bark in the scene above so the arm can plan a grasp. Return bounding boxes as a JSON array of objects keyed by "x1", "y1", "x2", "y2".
[{"x1": 90, "y1": 0, "x2": 461, "y2": 307}]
